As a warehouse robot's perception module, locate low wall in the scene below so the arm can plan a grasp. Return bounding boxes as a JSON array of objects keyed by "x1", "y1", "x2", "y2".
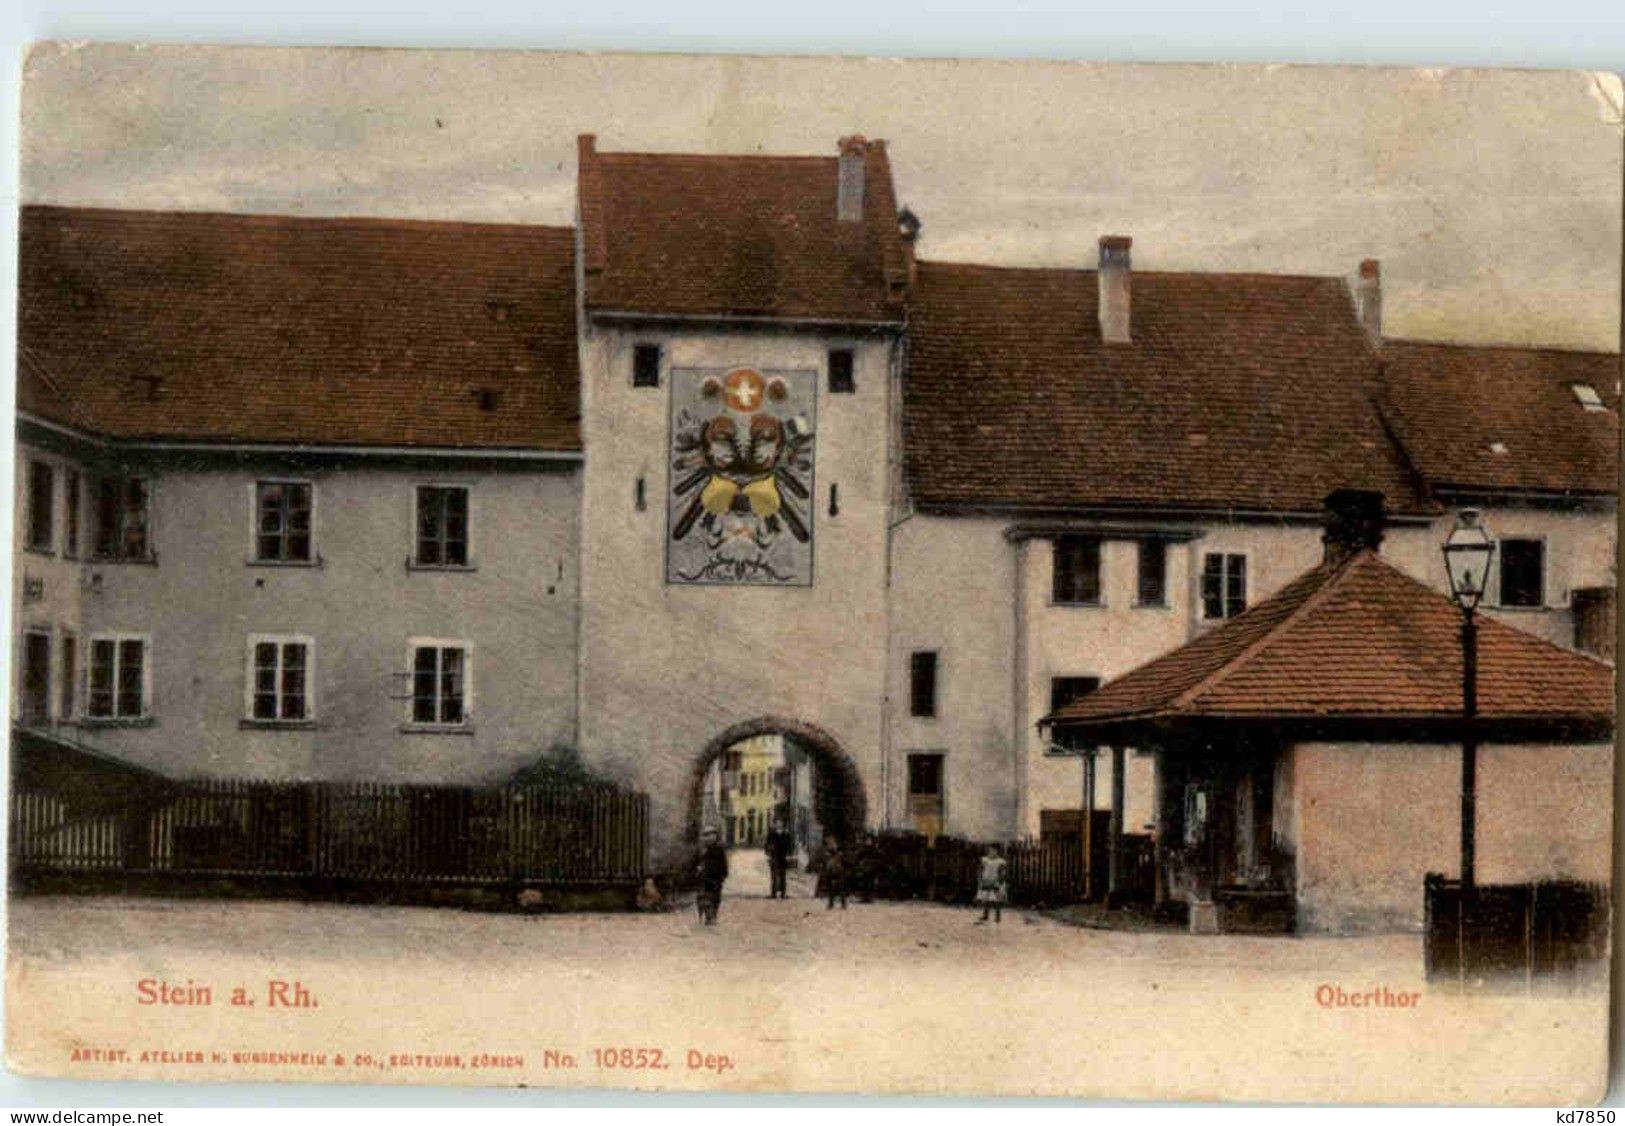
[{"x1": 1291, "y1": 742, "x2": 1613, "y2": 934}]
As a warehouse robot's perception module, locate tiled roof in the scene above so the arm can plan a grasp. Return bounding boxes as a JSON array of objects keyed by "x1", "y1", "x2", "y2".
[
  {"x1": 577, "y1": 135, "x2": 907, "y2": 324},
  {"x1": 1380, "y1": 340, "x2": 1620, "y2": 497},
  {"x1": 904, "y1": 262, "x2": 1432, "y2": 514},
  {"x1": 1045, "y1": 549, "x2": 1615, "y2": 729},
  {"x1": 17, "y1": 206, "x2": 582, "y2": 451}
]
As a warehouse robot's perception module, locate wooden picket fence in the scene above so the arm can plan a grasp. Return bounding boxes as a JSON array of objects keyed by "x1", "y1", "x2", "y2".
[
  {"x1": 11, "y1": 776, "x2": 648, "y2": 888},
  {"x1": 1424, "y1": 873, "x2": 1611, "y2": 986},
  {"x1": 859, "y1": 833, "x2": 1087, "y2": 906}
]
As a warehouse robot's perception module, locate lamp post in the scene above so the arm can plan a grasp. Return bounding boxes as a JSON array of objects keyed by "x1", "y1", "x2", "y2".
[{"x1": 1441, "y1": 509, "x2": 1495, "y2": 890}]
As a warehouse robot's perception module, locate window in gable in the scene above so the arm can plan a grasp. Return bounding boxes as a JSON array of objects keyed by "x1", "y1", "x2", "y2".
[{"x1": 1571, "y1": 383, "x2": 1608, "y2": 412}]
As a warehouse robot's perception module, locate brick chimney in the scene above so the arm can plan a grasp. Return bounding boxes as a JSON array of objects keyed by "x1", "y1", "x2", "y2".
[
  {"x1": 1322, "y1": 488, "x2": 1386, "y2": 565},
  {"x1": 897, "y1": 207, "x2": 922, "y2": 285},
  {"x1": 1098, "y1": 236, "x2": 1132, "y2": 344},
  {"x1": 837, "y1": 136, "x2": 868, "y2": 223},
  {"x1": 1353, "y1": 258, "x2": 1382, "y2": 347}
]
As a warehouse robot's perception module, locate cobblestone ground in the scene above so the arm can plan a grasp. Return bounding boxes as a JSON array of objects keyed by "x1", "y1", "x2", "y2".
[{"x1": 6, "y1": 894, "x2": 1608, "y2": 1103}]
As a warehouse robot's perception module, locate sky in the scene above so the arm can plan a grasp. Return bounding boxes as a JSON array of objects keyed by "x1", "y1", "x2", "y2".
[{"x1": 19, "y1": 44, "x2": 1625, "y2": 350}]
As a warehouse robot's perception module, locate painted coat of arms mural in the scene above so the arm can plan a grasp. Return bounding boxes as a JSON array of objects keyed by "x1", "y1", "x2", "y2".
[{"x1": 667, "y1": 367, "x2": 816, "y2": 585}]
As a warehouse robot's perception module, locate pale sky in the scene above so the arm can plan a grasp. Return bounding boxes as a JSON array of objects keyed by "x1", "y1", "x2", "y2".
[{"x1": 21, "y1": 44, "x2": 1624, "y2": 350}]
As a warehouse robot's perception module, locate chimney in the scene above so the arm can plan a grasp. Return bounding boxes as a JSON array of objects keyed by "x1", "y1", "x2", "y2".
[
  {"x1": 837, "y1": 136, "x2": 868, "y2": 223},
  {"x1": 1322, "y1": 489, "x2": 1386, "y2": 565},
  {"x1": 897, "y1": 207, "x2": 922, "y2": 286},
  {"x1": 1354, "y1": 258, "x2": 1382, "y2": 347},
  {"x1": 1098, "y1": 236, "x2": 1133, "y2": 344}
]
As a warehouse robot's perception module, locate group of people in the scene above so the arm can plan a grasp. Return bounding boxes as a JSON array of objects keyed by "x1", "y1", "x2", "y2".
[{"x1": 692, "y1": 824, "x2": 1010, "y2": 925}]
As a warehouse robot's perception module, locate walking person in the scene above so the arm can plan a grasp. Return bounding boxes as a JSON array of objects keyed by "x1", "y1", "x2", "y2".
[
  {"x1": 695, "y1": 827, "x2": 729, "y2": 925},
  {"x1": 975, "y1": 843, "x2": 1008, "y2": 924},
  {"x1": 764, "y1": 818, "x2": 793, "y2": 899},
  {"x1": 817, "y1": 837, "x2": 848, "y2": 910}
]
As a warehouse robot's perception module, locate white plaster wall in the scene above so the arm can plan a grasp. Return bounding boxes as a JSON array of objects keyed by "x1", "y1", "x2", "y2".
[
  {"x1": 887, "y1": 513, "x2": 1017, "y2": 840},
  {"x1": 576, "y1": 324, "x2": 898, "y2": 863},
  {"x1": 1291, "y1": 741, "x2": 1614, "y2": 934},
  {"x1": 63, "y1": 461, "x2": 580, "y2": 783},
  {"x1": 1383, "y1": 507, "x2": 1617, "y2": 649},
  {"x1": 10, "y1": 440, "x2": 88, "y2": 723}
]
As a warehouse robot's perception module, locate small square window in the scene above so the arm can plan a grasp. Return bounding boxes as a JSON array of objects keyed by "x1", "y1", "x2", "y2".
[
  {"x1": 1049, "y1": 676, "x2": 1101, "y2": 715},
  {"x1": 828, "y1": 349, "x2": 856, "y2": 394},
  {"x1": 907, "y1": 753, "x2": 944, "y2": 797},
  {"x1": 633, "y1": 344, "x2": 662, "y2": 388}
]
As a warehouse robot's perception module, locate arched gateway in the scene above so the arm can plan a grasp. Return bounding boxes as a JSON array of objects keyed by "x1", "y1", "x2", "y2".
[{"x1": 685, "y1": 716, "x2": 868, "y2": 851}]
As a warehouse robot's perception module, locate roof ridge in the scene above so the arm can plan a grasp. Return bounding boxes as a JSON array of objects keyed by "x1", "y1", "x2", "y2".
[
  {"x1": 1382, "y1": 337, "x2": 1621, "y2": 359},
  {"x1": 21, "y1": 203, "x2": 574, "y2": 238},
  {"x1": 1172, "y1": 550, "x2": 1363, "y2": 710},
  {"x1": 1367, "y1": 552, "x2": 1619, "y2": 672},
  {"x1": 598, "y1": 150, "x2": 834, "y2": 164},
  {"x1": 915, "y1": 258, "x2": 1350, "y2": 285}
]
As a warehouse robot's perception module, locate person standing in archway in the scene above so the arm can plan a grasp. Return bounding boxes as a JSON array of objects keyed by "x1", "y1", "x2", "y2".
[
  {"x1": 695, "y1": 827, "x2": 729, "y2": 925},
  {"x1": 764, "y1": 817, "x2": 793, "y2": 899}
]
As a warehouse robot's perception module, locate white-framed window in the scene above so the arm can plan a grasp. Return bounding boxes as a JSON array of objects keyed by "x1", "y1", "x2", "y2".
[
  {"x1": 94, "y1": 475, "x2": 152, "y2": 560},
  {"x1": 246, "y1": 635, "x2": 314, "y2": 723},
  {"x1": 87, "y1": 633, "x2": 150, "y2": 720},
  {"x1": 253, "y1": 480, "x2": 315, "y2": 563},
  {"x1": 1201, "y1": 552, "x2": 1248, "y2": 620},
  {"x1": 408, "y1": 640, "x2": 471, "y2": 727},
  {"x1": 414, "y1": 485, "x2": 471, "y2": 567}
]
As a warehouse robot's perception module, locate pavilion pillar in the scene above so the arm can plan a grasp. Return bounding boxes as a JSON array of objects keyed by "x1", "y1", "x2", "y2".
[
  {"x1": 1080, "y1": 748, "x2": 1097, "y2": 900},
  {"x1": 1107, "y1": 744, "x2": 1126, "y2": 903}
]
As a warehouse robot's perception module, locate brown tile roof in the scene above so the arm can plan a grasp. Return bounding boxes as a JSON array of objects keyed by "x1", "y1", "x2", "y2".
[
  {"x1": 577, "y1": 135, "x2": 907, "y2": 324},
  {"x1": 1045, "y1": 549, "x2": 1615, "y2": 730},
  {"x1": 904, "y1": 262, "x2": 1432, "y2": 515},
  {"x1": 17, "y1": 205, "x2": 581, "y2": 451},
  {"x1": 1380, "y1": 340, "x2": 1620, "y2": 497}
]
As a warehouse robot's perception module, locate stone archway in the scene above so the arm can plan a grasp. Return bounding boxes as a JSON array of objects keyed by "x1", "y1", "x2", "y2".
[{"x1": 685, "y1": 716, "x2": 868, "y2": 848}]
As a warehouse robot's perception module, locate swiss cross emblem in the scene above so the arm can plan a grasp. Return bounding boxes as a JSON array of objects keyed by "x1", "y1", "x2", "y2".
[{"x1": 723, "y1": 368, "x2": 765, "y2": 413}]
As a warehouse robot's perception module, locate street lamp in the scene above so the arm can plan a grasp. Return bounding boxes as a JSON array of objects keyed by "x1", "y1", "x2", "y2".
[{"x1": 1441, "y1": 509, "x2": 1495, "y2": 890}]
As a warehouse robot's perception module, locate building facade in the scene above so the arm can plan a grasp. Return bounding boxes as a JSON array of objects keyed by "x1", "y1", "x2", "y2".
[{"x1": 12, "y1": 137, "x2": 1619, "y2": 875}]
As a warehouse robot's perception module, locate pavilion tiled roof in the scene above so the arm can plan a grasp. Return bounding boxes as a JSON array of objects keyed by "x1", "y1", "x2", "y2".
[
  {"x1": 904, "y1": 261, "x2": 1433, "y2": 515},
  {"x1": 17, "y1": 205, "x2": 582, "y2": 451},
  {"x1": 1045, "y1": 549, "x2": 1615, "y2": 730},
  {"x1": 1380, "y1": 340, "x2": 1620, "y2": 497},
  {"x1": 577, "y1": 135, "x2": 908, "y2": 324}
]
